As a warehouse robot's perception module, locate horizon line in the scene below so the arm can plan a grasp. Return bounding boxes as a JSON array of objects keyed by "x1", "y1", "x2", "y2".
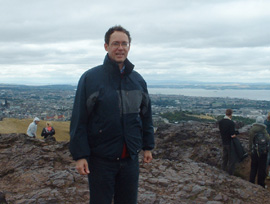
[{"x1": 1, "y1": 82, "x2": 270, "y2": 87}]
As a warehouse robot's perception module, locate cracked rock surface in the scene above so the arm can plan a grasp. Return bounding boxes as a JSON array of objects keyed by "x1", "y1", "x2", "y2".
[{"x1": 1, "y1": 122, "x2": 269, "y2": 203}]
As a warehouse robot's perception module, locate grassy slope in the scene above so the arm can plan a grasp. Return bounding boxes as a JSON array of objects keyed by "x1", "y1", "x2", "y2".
[
  {"x1": 0, "y1": 118, "x2": 70, "y2": 141},
  {"x1": 186, "y1": 114, "x2": 215, "y2": 120}
]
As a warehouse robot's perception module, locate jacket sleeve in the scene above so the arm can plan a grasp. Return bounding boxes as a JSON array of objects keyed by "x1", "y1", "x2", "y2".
[
  {"x1": 51, "y1": 127, "x2": 55, "y2": 135},
  {"x1": 26, "y1": 123, "x2": 32, "y2": 136},
  {"x1": 140, "y1": 82, "x2": 155, "y2": 151},
  {"x1": 264, "y1": 129, "x2": 270, "y2": 142},
  {"x1": 230, "y1": 121, "x2": 237, "y2": 136},
  {"x1": 69, "y1": 74, "x2": 91, "y2": 160},
  {"x1": 27, "y1": 123, "x2": 36, "y2": 136},
  {"x1": 41, "y1": 128, "x2": 46, "y2": 137}
]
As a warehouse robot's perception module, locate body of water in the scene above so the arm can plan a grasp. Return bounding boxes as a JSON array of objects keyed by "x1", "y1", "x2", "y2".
[{"x1": 148, "y1": 88, "x2": 270, "y2": 101}]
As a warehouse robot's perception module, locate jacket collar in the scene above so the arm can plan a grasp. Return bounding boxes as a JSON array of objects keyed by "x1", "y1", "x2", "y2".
[
  {"x1": 253, "y1": 123, "x2": 266, "y2": 128},
  {"x1": 224, "y1": 115, "x2": 231, "y2": 120},
  {"x1": 103, "y1": 54, "x2": 134, "y2": 76}
]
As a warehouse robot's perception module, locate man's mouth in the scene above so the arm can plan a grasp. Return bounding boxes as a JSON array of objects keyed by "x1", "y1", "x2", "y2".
[{"x1": 116, "y1": 53, "x2": 125, "y2": 56}]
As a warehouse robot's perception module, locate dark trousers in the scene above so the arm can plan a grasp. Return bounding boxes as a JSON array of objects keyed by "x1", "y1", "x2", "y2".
[
  {"x1": 222, "y1": 145, "x2": 236, "y2": 175},
  {"x1": 249, "y1": 152, "x2": 267, "y2": 188},
  {"x1": 88, "y1": 156, "x2": 139, "y2": 204}
]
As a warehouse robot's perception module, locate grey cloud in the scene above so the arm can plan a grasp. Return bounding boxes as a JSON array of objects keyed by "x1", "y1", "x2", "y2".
[{"x1": 0, "y1": 0, "x2": 270, "y2": 84}]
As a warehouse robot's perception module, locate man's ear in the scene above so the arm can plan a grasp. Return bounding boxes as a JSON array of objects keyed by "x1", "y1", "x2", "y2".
[{"x1": 104, "y1": 43, "x2": 108, "y2": 51}]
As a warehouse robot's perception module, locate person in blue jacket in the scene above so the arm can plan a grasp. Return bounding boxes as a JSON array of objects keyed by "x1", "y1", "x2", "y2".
[{"x1": 69, "y1": 25, "x2": 155, "y2": 204}]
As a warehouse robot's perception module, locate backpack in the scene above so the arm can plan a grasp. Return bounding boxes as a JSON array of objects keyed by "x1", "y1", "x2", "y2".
[{"x1": 253, "y1": 132, "x2": 269, "y2": 156}]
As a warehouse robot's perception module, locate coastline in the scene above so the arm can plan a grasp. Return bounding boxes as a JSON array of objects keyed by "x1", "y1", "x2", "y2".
[{"x1": 148, "y1": 88, "x2": 270, "y2": 101}]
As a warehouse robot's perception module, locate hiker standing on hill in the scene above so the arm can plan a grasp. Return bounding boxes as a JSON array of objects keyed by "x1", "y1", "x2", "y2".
[
  {"x1": 264, "y1": 112, "x2": 270, "y2": 179},
  {"x1": 249, "y1": 116, "x2": 270, "y2": 188},
  {"x1": 218, "y1": 109, "x2": 239, "y2": 175},
  {"x1": 26, "y1": 117, "x2": 40, "y2": 138},
  {"x1": 69, "y1": 25, "x2": 155, "y2": 204}
]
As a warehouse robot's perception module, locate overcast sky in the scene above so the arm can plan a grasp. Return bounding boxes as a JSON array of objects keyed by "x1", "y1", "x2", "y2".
[{"x1": 0, "y1": 0, "x2": 270, "y2": 85}]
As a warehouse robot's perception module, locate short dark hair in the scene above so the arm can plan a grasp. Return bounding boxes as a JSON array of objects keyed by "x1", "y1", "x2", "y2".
[
  {"x1": 226, "y1": 109, "x2": 233, "y2": 116},
  {"x1": 104, "y1": 25, "x2": 131, "y2": 45}
]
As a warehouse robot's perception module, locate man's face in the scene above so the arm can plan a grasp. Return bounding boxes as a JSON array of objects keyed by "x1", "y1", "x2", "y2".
[{"x1": 104, "y1": 31, "x2": 130, "y2": 67}]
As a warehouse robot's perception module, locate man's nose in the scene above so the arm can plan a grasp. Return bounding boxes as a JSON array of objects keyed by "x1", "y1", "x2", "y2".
[{"x1": 118, "y1": 44, "x2": 124, "y2": 49}]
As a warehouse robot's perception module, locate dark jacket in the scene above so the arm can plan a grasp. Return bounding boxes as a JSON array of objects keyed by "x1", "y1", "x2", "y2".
[
  {"x1": 69, "y1": 55, "x2": 155, "y2": 161},
  {"x1": 231, "y1": 138, "x2": 248, "y2": 163},
  {"x1": 264, "y1": 119, "x2": 270, "y2": 135},
  {"x1": 218, "y1": 117, "x2": 238, "y2": 145},
  {"x1": 41, "y1": 127, "x2": 55, "y2": 138}
]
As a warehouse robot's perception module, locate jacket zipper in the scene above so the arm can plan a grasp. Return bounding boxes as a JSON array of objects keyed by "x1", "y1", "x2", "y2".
[{"x1": 119, "y1": 74, "x2": 126, "y2": 158}]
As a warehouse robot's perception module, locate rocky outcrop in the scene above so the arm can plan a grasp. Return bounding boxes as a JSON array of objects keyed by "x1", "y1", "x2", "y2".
[
  {"x1": 0, "y1": 133, "x2": 89, "y2": 204},
  {"x1": 0, "y1": 122, "x2": 269, "y2": 204},
  {"x1": 143, "y1": 121, "x2": 268, "y2": 203}
]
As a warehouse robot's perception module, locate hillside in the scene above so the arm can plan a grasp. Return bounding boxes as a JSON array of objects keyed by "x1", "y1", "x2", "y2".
[
  {"x1": 0, "y1": 118, "x2": 70, "y2": 141},
  {"x1": 1, "y1": 121, "x2": 270, "y2": 203}
]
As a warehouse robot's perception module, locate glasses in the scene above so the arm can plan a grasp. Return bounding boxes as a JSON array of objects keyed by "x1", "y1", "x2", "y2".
[{"x1": 110, "y1": 41, "x2": 130, "y2": 49}]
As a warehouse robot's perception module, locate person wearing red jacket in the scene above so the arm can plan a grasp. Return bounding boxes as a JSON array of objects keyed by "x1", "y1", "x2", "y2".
[{"x1": 41, "y1": 122, "x2": 55, "y2": 139}]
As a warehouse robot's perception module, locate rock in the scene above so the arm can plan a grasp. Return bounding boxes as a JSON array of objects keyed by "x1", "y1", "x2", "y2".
[
  {"x1": 1, "y1": 122, "x2": 270, "y2": 203},
  {"x1": 0, "y1": 134, "x2": 88, "y2": 204}
]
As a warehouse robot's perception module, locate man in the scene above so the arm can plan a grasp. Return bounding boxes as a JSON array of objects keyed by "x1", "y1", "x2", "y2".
[
  {"x1": 26, "y1": 117, "x2": 40, "y2": 138},
  {"x1": 249, "y1": 116, "x2": 270, "y2": 188},
  {"x1": 264, "y1": 112, "x2": 270, "y2": 135},
  {"x1": 264, "y1": 112, "x2": 270, "y2": 179},
  {"x1": 218, "y1": 109, "x2": 238, "y2": 175},
  {"x1": 69, "y1": 25, "x2": 155, "y2": 204}
]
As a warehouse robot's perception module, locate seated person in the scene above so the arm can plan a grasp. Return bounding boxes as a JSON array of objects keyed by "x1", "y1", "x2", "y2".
[{"x1": 41, "y1": 122, "x2": 55, "y2": 139}]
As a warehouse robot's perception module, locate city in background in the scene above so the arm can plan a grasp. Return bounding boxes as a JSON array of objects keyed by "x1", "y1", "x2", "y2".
[{"x1": 1, "y1": 84, "x2": 270, "y2": 126}]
